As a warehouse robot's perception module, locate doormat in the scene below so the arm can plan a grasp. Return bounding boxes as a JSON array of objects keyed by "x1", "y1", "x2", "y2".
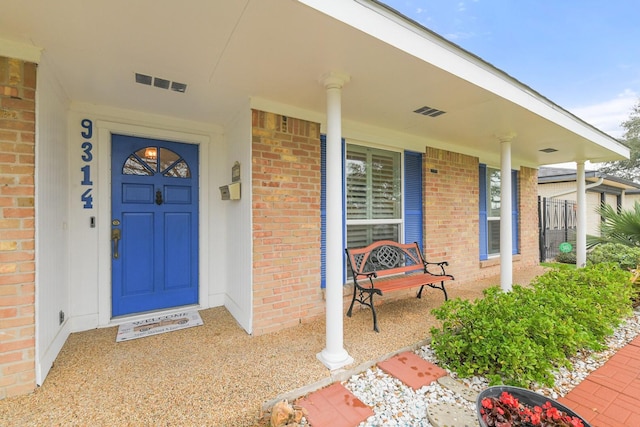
[{"x1": 116, "y1": 310, "x2": 203, "y2": 342}]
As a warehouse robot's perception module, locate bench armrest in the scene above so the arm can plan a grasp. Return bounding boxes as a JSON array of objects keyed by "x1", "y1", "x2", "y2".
[
  {"x1": 351, "y1": 271, "x2": 378, "y2": 289},
  {"x1": 423, "y1": 260, "x2": 449, "y2": 276}
]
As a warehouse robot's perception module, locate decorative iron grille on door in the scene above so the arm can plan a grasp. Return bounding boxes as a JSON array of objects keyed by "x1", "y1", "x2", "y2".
[{"x1": 538, "y1": 197, "x2": 577, "y2": 262}]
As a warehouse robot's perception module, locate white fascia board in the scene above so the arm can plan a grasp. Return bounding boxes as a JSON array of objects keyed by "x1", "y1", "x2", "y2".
[
  {"x1": 297, "y1": 0, "x2": 629, "y2": 160},
  {"x1": 0, "y1": 38, "x2": 42, "y2": 63}
]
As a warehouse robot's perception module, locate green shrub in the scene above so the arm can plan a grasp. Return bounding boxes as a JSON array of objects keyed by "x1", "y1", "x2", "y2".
[
  {"x1": 555, "y1": 251, "x2": 576, "y2": 264},
  {"x1": 429, "y1": 263, "x2": 633, "y2": 387},
  {"x1": 587, "y1": 243, "x2": 640, "y2": 270}
]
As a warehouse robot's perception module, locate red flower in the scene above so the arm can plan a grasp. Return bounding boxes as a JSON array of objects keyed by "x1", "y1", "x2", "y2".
[
  {"x1": 482, "y1": 398, "x2": 494, "y2": 409},
  {"x1": 499, "y1": 391, "x2": 519, "y2": 408},
  {"x1": 569, "y1": 416, "x2": 585, "y2": 427},
  {"x1": 546, "y1": 406, "x2": 561, "y2": 420},
  {"x1": 530, "y1": 412, "x2": 541, "y2": 424}
]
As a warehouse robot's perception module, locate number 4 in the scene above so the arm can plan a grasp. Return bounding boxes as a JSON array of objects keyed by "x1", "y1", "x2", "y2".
[{"x1": 81, "y1": 188, "x2": 93, "y2": 209}]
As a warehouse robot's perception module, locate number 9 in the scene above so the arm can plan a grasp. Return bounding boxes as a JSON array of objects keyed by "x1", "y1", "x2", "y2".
[{"x1": 81, "y1": 119, "x2": 93, "y2": 139}]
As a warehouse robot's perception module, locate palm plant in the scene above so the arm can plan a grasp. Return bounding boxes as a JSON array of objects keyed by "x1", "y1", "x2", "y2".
[{"x1": 587, "y1": 202, "x2": 640, "y2": 248}]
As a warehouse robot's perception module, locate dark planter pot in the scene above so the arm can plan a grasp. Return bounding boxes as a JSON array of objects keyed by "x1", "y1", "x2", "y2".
[{"x1": 476, "y1": 385, "x2": 591, "y2": 427}]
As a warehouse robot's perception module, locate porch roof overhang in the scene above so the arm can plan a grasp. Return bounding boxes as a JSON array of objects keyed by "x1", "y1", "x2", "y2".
[{"x1": 0, "y1": 0, "x2": 629, "y2": 167}]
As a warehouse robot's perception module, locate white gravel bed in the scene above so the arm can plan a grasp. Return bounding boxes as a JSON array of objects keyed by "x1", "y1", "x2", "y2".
[{"x1": 339, "y1": 311, "x2": 640, "y2": 427}]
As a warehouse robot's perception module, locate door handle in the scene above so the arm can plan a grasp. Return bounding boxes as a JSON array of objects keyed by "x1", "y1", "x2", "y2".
[{"x1": 111, "y1": 228, "x2": 121, "y2": 259}]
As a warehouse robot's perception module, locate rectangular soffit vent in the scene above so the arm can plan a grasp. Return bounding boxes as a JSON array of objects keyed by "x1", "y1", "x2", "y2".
[
  {"x1": 413, "y1": 106, "x2": 446, "y2": 117},
  {"x1": 135, "y1": 73, "x2": 187, "y2": 93},
  {"x1": 539, "y1": 148, "x2": 558, "y2": 153}
]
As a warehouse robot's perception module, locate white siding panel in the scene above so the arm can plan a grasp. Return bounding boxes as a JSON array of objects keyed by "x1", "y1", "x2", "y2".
[
  {"x1": 35, "y1": 58, "x2": 70, "y2": 385},
  {"x1": 537, "y1": 182, "x2": 577, "y2": 199},
  {"x1": 222, "y1": 106, "x2": 252, "y2": 333},
  {"x1": 624, "y1": 193, "x2": 640, "y2": 211},
  {"x1": 586, "y1": 192, "x2": 601, "y2": 236}
]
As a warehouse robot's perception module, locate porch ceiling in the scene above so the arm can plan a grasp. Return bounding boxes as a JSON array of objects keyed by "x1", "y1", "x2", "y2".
[{"x1": 0, "y1": 0, "x2": 628, "y2": 166}]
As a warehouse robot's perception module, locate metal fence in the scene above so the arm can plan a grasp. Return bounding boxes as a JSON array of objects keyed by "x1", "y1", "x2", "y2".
[{"x1": 538, "y1": 197, "x2": 577, "y2": 261}]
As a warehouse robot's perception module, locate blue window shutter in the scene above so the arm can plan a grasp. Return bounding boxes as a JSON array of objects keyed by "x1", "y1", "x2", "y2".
[
  {"x1": 479, "y1": 164, "x2": 488, "y2": 260},
  {"x1": 404, "y1": 151, "x2": 423, "y2": 250},
  {"x1": 320, "y1": 135, "x2": 346, "y2": 288},
  {"x1": 512, "y1": 169, "x2": 519, "y2": 255}
]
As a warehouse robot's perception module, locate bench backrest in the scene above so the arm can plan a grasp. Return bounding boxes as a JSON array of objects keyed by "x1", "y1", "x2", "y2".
[{"x1": 345, "y1": 240, "x2": 426, "y2": 278}]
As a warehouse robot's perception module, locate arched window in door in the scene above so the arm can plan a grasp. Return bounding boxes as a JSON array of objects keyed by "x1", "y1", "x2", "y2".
[{"x1": 122, "y1": 146, "x2": 191, "y2": 178}]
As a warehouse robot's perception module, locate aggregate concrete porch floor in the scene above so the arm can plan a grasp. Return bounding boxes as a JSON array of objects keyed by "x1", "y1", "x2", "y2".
[{"x1": 0, "y1": 267, "x2": 547, "y2": 426}]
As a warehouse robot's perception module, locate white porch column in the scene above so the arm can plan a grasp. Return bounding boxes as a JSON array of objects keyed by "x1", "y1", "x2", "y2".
[
  {"x1": 576, "y1": 161, "x2": 587, "y2": 267},
  {"x1": 500, "y1": 136, "x2": 513, "y2": 292},
  {"x1": 317, "y1": 72, "x2": 353, "y2": 370}
]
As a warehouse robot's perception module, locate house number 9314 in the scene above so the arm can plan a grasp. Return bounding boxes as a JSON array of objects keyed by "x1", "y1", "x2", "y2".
[{"x1": 80, "y1": 119, "x2": 93, "y2": 209}]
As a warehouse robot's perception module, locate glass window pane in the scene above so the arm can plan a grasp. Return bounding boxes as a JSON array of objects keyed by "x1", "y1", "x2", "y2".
[
  {"x1": 134, "y1": 147, "x2": 158, "y2": 172},
  {"x1": 346, "y1": 151, "x2": 368, "y2": 219},
  {"x1": 488, "y1": 219, "x2": 500, "y2": 255},
  {"x1": 371, "y1": 153, "x2": 400, "y2": 219},
  {"x1": 123, "y1": 155, "x2": 153, "y2": 175},
  {"x1": 159, "y1": 148, "x2": 181, "y2": 173},
  {"x1": 347, "y1": 224, "x2": 400, "y2": 248},
  {"x1": 346, "y1": 225, "x2": 369, "y2": 249},
  {"x1": 346, "y1": 144, "x2": 402, "y2": 251},
  {"x1": 488, "y1": 168, "x2": 501, "y2": 217},
  {"x1": 346, "y1": 146, "x2": 400, "y2": 220},
  {"x1": 163, "y1": 160, "x2": 191, "y2": 178}
]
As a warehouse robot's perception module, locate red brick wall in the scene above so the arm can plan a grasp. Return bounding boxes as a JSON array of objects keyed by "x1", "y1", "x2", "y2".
[
  {"x1": 517, "y1": 166, "x2": 540, "y2": 268},
  {"x1": 0, "y1": 57, "x2": 36, "y2": 399},
  {"x1": 423, "y1": 147, "x2": 539, "y2": 283},
  {"x1": 423, "y1": 147, "x2": 480, "y2": 281},
  {"x1": 251, "y1": 110, "x2": 324, "y2": 335}
]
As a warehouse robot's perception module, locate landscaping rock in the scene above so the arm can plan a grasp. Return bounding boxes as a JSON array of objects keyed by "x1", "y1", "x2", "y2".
[{"x1": 270, "y1": 400, "x2": 306, "y2": 427}]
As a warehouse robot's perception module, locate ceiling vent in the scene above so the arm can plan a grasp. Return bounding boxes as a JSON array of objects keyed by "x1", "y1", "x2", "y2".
[
  {"x1": 413, "y1": 106, "x2": 446, "y2": 117},
  {"x1": 539, "y1": 148, "x2": 558, "y2": 153},
  {"x1": 135, "y1": 73, "x2": 187, "y2": 93}
]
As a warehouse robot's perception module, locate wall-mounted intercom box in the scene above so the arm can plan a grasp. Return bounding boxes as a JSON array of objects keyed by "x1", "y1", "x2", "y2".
[{"x1": 219, "y1": 182, "x2": 241, "y2": 200}]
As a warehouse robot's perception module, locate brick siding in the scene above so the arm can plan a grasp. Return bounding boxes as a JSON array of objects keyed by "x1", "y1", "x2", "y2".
[
  {"x1": 423, "y1": 147, "x2": 539, "y2": 283},
  {"x1": 0, "y1": 57, "x2": 36, "y2": 399},
  {"x1": 517, "y1": 166, "x2": 540, "y2": 268},
  {"x1": 423, "y1": 147, "x2": 480, "y2": 282},
  {"x1": 251, "y1": 110, "x2": 324, "y2": 335}
]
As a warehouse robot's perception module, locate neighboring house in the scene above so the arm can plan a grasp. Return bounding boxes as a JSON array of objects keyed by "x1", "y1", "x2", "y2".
[
  {"x1": 538, "y1": 167, "x2": 640, "y2": 236},
  {"x1": 623, "y1": 189, "x2": 640, "y2": 210},
  {"x1": 0, "y1": 1, "x2": 628, "y2": 398}
]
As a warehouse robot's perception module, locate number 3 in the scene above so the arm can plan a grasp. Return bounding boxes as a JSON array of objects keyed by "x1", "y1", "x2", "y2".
[{"x1": 81, "y1": 141, "x2": 93, "y2": 162}]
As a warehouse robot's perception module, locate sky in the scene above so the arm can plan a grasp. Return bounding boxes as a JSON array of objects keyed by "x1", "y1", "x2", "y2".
[{"x1": 381, "y1": 0, "x2": 640, "y2": 140}]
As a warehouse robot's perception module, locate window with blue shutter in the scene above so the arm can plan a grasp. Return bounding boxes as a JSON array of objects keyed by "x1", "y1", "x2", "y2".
[{"x1": 321, "y1": 141, "x2": 424, "y2": 287}]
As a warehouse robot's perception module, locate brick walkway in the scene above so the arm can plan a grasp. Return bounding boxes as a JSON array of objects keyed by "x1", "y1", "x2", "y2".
[{"x1": 559, "y1": 335, "x2": 640, "y2": 427}]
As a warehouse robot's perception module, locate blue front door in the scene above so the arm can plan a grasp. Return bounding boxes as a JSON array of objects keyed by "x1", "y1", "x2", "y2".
[{"x1": 111, "y1": 135, "x2": 199, "y2": 317}]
